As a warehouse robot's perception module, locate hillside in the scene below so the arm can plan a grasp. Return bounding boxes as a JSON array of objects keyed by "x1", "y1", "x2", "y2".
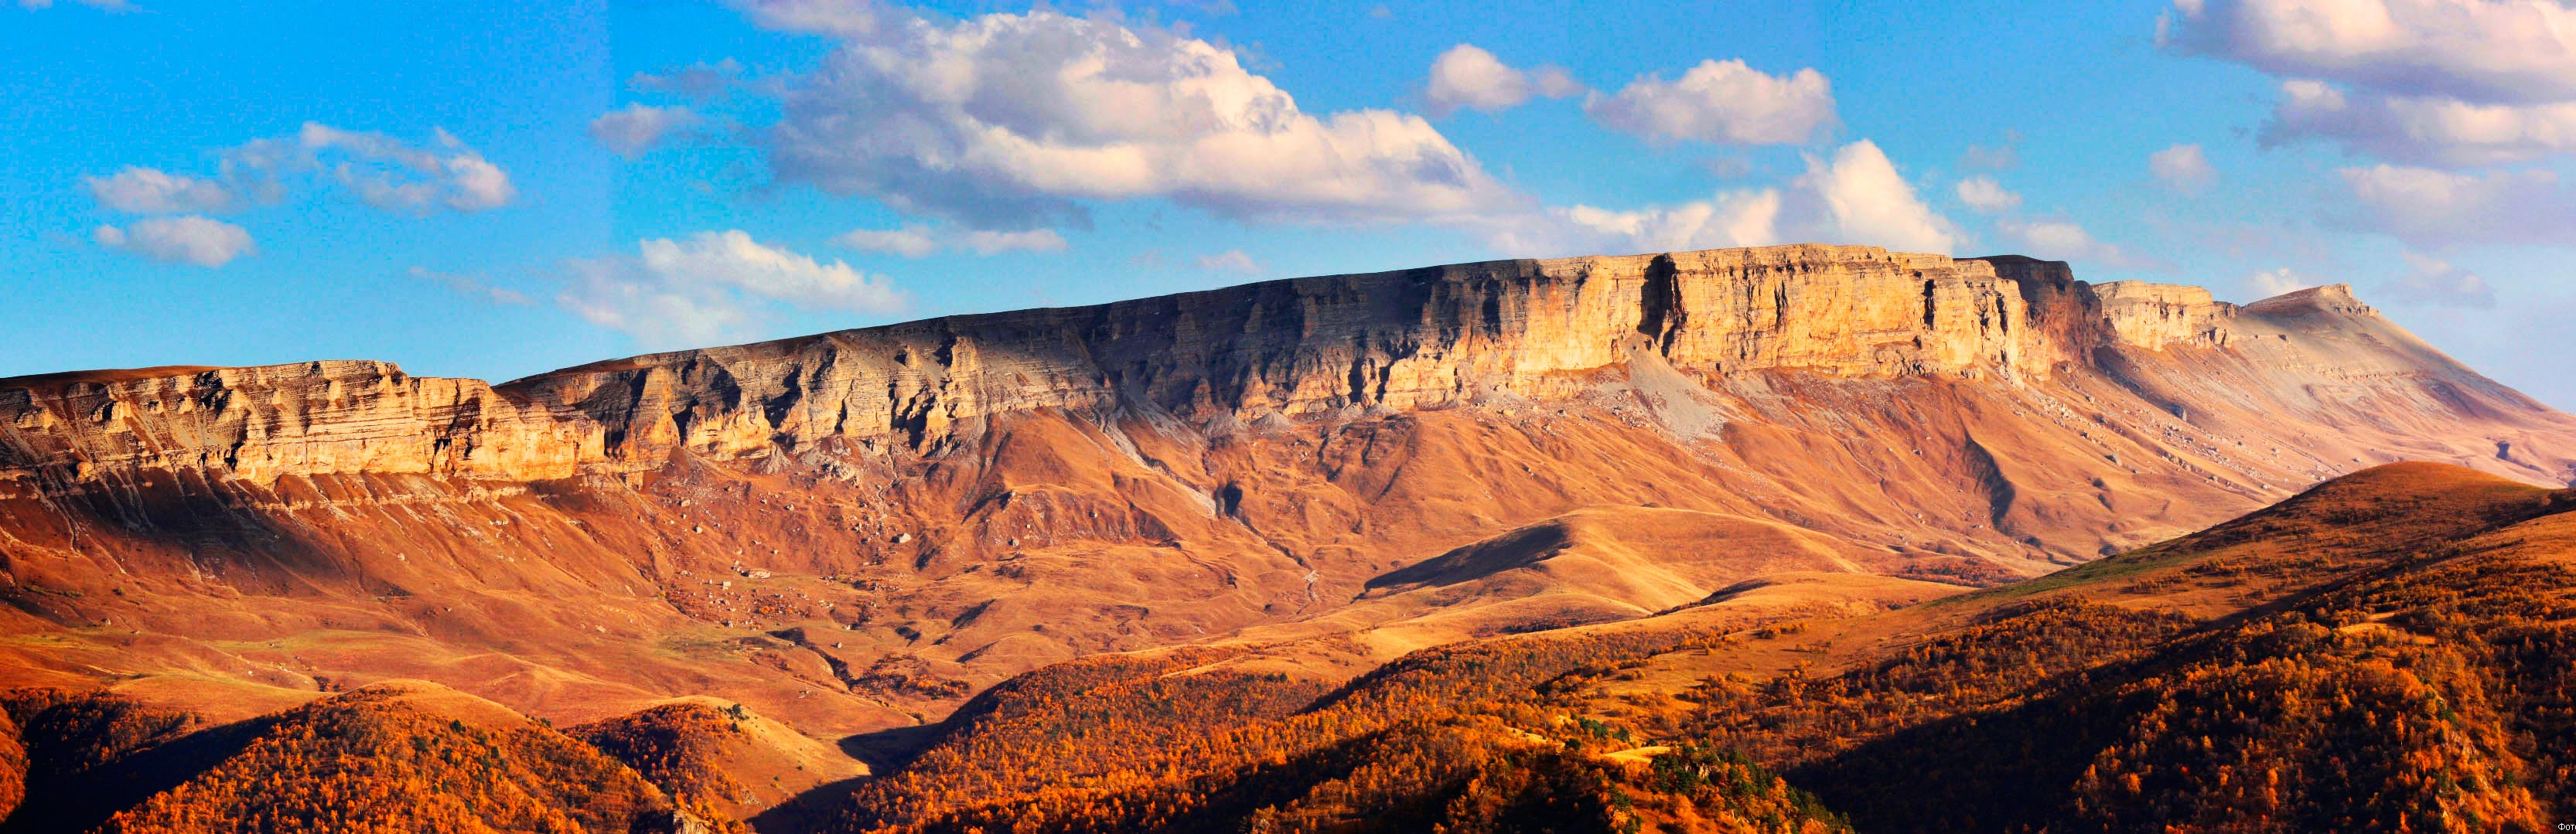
[
  {"x1": 805, "y1": 462, "x2": 2576, "y2": 832},
  {"x1": 2, "y1": 245, "x2": 2574, "y2": 830}
]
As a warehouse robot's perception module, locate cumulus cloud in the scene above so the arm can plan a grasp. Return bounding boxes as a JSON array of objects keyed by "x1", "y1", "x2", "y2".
[
  {"x1": 2332, "y1": 163, "x2": 2576, "y2": 245},
  {"x1": 1422, "y1": 44, "x2": 1581, "y2": 115},
  {"x1": 2149, "y1": 143, "x2": 2219, "y2": 192},
  {"x1": 2245, "y1": 266, "x2": 2318, "y2": 298},
  {"x1": 1195, "y1": 249, "x2": 1260, "y2": 273},
  {"x1": 1994, "y1": 218, "x2": 2168, "y2": 270},
  {"x1": 92, "y1": 216, "x2": 254, "y2": 267},
  {"x1": 1583, "y1": 59, "x2": 1837, "y2": 145},
  {"x1": 1543, "y1": 190, "x2": 1783, "y2": 254},
  {"x1": 561, "y1": 230, "x2": 907, "y2": 349},
  {"x1": 1490, "y1": 139, "x2": 1955, "y2": 257},
  {"x1": 2167, "y1": 2, "x2": 2576, "y2": 169},
  {"x1": 2265, "y1": 79, "x2": 2576, "y2": 165},
  {"x1": 631, "y1": 59, "x2": 746, "y2": 99},
  {"x1": 1794, "y1": 140, "x2": 1957, "y2": 253},
  {"x1": 1954, "y1": 175, "x2": 2022, "y2": 213},
  {"x1": 82, "y1": 166, "x2": 235, "y2": 214},
  {"x1": 590, "y1": 104, "x2": 706, "y2": 158},
  {"x1": 2161, "y1": 0, "x2": 2576, "y2": 105},
  {"x1": 833, "y1": 225, "x2": 1067, "y2": 257},
  {"x1": 763, "y1": 7, "x2": 1514, "y2": 230},
  {"x1": 2384, "y1": 250, "x2": 2496, "y2": 308}
]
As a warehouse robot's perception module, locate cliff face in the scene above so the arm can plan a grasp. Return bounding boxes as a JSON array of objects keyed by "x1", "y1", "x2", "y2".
[
  {"x1": 0, "y1": 245, "x2": 2227, "y2": 488},
  {"x1": 500, "y1": 245, "x2": 2057, "y2": 467},
  {"x1": 5, "y1": 243, "x2": 2572, "y2": 739},
  {"x1": 0, "y1": 361, "x2": 599, "y2": 493}
]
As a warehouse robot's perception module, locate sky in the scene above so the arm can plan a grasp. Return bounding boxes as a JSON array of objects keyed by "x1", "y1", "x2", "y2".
[{"x1": 4, "y1": 1, "x2": 2572, "y2": 408}]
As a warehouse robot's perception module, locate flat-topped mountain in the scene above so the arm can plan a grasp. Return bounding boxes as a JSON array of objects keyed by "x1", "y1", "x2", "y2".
[
  {"x1": 14, "y1": 247, "x2": 2558, "y2": 489},
  {"x1": 2, "y1": 244, "x2": 2571, "y2": 789}
]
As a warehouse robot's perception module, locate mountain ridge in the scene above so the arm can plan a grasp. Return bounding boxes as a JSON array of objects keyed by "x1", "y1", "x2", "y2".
[
  {"x1": 3, "y1": 242, "x2": 2572, "y2": 759},
  {"x1": 7, "y1": 244, "x2": 2562, "y2": 491}
]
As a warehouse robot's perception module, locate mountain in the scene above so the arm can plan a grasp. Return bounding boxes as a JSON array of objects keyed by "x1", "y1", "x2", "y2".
[
  {"x1": 3, "y1": 243, "x2": 2573, "y2": 830},
  {"x1": 831, "y1": 461, "x2": 2576, "y2": 832}
]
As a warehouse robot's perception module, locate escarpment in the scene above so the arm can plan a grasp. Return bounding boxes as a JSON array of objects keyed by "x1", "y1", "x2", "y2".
[
  {"x1": 12, "y1": 243, "x2": 2493, "y2": 490},
  {"x1": 0, "y1": 360, "x2": 602, "y2": 494},
  {"x1": 5, "y1": 243, "x2": 2573, "y2": 744},
  {"x1": 504, "y1": 246, "x2": 2050, "y2": 467}
]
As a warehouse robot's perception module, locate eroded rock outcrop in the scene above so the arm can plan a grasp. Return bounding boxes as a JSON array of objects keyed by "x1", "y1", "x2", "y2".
[
  {"x1": 9, "y1": 246, "x2": 2547, "y2": 494},
  {"x1": 4, "y1": 243, "x2": 2571, "y2": 741},
  {"x1": 0, "y1": 361, "x2": 600, "y2": 495}
]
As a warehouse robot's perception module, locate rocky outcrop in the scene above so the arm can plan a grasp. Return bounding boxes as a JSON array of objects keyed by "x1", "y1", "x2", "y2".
[
  {"x1": 6, "y1": 243, "x2": 2574, "y2": 748},
  {"x1": 2091, "y1": 281, "x2": 2235, "y2": 350},
  {"x1": 0, "y1": 361, "x2": 599, "y2": 495},
  {"x1": 504, "y1": 245, "x2": 2052, "y2": 466},
  {"x1": 0, "y1": 244, "x2": 2558, "y2": 493}
]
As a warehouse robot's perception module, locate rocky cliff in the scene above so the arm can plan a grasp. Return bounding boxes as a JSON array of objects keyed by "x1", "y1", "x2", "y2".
[
  {"x1": 4, "y1": 243, "x2": 2572, "y2": 742},
  {"x1": 14, "y1": 243, "x2": 2512, "y2": 492}
]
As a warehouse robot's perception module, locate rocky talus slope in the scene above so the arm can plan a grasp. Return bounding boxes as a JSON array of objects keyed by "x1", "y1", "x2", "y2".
[{"x1": 2, "y1": 244, "x2": 2570, "y2": 750}]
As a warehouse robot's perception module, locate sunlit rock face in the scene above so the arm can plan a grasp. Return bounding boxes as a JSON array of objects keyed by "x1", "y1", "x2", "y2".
[
  {"x1": 8, "y1": 244, "x2": 2530, "y2": 491},
  {"x1": 2, "y1": 243, "x2": 2571, "y2": 737}
]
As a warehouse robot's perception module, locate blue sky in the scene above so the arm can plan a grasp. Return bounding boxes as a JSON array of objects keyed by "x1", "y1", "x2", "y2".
[{"x1": 6, "y1": 1, "x2": 2573, "y2": 408}]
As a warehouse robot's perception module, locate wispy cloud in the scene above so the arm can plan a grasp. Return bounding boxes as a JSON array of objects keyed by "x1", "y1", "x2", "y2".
[
  {"x1": 93, "y1": 216, "x2": 254, "y2": 267},
  {"x1": 561, "y1": 230, "x2": 906, "y2": 349}
]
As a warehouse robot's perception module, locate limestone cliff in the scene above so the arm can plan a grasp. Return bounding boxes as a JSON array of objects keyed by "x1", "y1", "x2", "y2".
[
  {"x1": 503, "y1": 245, "x2": 2052, "y2": 468},
  {"x1": 0, "y1": 361, "x2": 598, "y2": 494},
  {"x1": 5, "y1": 243, "x2": 2573, "y2": 737},
  {"x1": 11, "y1": 243, "x2": 2451, "y2": 489}
]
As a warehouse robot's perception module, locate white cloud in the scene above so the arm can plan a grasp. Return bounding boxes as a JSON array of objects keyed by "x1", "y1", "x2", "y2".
[
  {"x1": 1583, "y1": 59, "x2": 1837, "y2": 145},
  {"x1": 2149, "y1": 143, "x2": 2219, "y2": 192},
  {"x1": 2264, "y1": 79, "x2": 2576, "y2": 165},
  {"x1": 589, "y1": 104, "x2": 705, "y2": 158},
  {"x1": 82, "y1": 166, "x2": 235, "y2": 214},
  {"x1": 1547, "y1": 190, "x2": 1783, "y2": 254},
  {"x1": 191, "y1": 122, "x2": 515, "y2": 215},
  {"x1": 955, "y1": 229, "x2": 1068, "y2": 254},
  {"x1": 1954, "y1": 175, "x2": 2022, "y2": 213},
  {"x1": 410, "y1": 266, "x2": 534, "y2": 306},
  {"x1": 2245, "y1": 267, "x2": 2317, "y2": 298},
  {"x1": 561, "y1": 230, "x2": 907, "y2": 349},
  {"x1": 1489, "y1": 139, "x2": 1956, "y2": 257},
  {"x1": 2385, "y1": 250, "x2": 2496, "y2": 307},
  {"x1": 728, "y1": 0, "x2": 889, "y2": 38},
  {"x1": 763, "y1": 8, "x2": 1514, "y2": 230},
  {"x1": 833, "y1": 225, "x2": 1068, "y2": 257},
  {"x1": 92, "y1": 216, "x2": 254, "y2": 267},
  {"x1": 1422, "y1": 44, "x2": 1581, "y2": 115},
  {"x1": 834, "y1": 226, "x2": 939, "y2": 257},
  {"x1": 1794, "y1": 139, "x2": 1956, "y2": 253},
  {"x1": 1995, "y1": 218, "x2": 2168, "y2": 270},
  {"x1": 1195, "y1": 249, "x2": 1260, "y2": 273},
  {"x1": 631, "y1": 59, "x2": 746, "y2": 99},
  {"x1": 2161, "y1": 0, "x2": 2576, "y2": 105},
  {"x1": 2333, "y1": 163, "x2": 2576, "y2": 245}
]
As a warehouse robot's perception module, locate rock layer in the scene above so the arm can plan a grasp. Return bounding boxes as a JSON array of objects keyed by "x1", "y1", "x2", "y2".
[
  {"x1": 15, "y1": 244, "x2": 2499, "y2": 490},
  {"x1": 3, "y1": 243, "x2": 2573, "y2": 741}
]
